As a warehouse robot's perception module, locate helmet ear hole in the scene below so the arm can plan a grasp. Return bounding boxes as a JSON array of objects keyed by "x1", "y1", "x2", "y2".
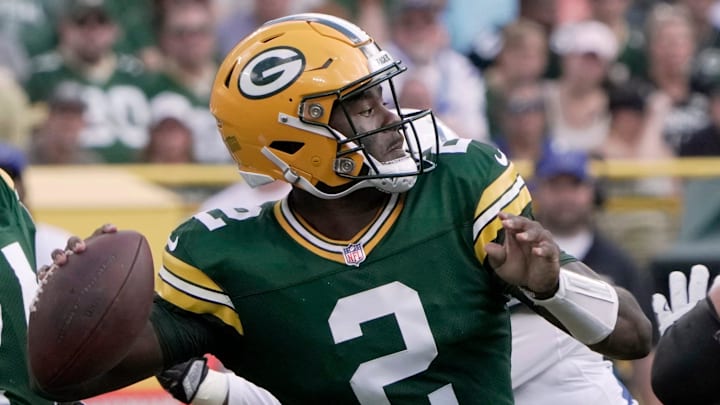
[{"x1": 269, "y1": 141, "x2": 304, "y2": 154}]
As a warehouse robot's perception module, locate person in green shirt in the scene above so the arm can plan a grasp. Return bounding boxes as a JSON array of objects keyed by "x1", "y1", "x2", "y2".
[{"x1": 24, "y1": 0, "x2": 156, "y2": 163}]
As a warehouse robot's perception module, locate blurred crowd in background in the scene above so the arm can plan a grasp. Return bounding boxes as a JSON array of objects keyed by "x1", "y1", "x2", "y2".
[
  {"x1": 3, "y1": 0, "x2": 720, "y2": 403},
  {"x1": 2, "y1": 0, "x2": 720, "y2": 167}
]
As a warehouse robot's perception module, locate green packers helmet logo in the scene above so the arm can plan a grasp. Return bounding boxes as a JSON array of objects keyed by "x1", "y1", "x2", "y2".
[{"x1": 238, "y1": 47, "x2": 306, "y2": 99}]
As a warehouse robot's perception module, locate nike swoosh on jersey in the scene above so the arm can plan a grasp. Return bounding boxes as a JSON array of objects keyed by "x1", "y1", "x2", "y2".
[
  {"x1": 494, "y1": 150, "x2": 508, "y2": 166},
  {"x1": 167, "y1": 235, "x2": 179, "y2": 252}
]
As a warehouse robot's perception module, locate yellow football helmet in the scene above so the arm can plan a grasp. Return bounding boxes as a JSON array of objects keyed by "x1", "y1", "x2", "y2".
[{"x1": 210, "y1": 13, "x2": 439, "y2": 199}]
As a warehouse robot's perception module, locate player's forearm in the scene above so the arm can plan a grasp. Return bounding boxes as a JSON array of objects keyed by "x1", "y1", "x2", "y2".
[
  {"x1": 524, "y1": 261, "x2": 651, "y2": 359},
  {"x1": 589, "y1": 287, "x2": 652, "y2": 359}
]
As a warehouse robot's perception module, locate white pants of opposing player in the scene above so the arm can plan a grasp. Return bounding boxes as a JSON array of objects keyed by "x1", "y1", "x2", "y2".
[{"x1": 511, "y1": 307, "x2": 637, "y2": 405}]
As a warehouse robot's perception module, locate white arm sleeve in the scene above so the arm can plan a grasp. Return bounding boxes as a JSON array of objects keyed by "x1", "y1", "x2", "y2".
[
  {"x1": 226, "y1": 373, "x2": 282, "y2": 405},
  {"x1": 524, "y1": 268, "x2": 619, "y2": 345}
]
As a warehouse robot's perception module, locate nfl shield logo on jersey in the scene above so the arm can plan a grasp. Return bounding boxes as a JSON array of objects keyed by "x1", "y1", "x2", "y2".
[{"x1": 342, "y1": 243, "x2": 366, "y2": 267}]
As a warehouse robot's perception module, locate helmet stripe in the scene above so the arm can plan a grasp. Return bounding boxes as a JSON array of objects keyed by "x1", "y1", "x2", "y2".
[{"x1": 265, "y1": 13, "x2": 370, "y2": 45}]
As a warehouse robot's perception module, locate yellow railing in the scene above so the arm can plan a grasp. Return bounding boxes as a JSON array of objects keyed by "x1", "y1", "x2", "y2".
[
  {"x1": 23, "y1": 158, "x2": 720, "y2": 263},
  {"x1": 80, "y1": 157, "x2": 720, "y2": 186}
]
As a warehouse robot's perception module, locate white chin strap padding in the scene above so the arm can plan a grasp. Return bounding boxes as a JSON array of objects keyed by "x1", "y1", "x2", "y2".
[{"x1": 367, "y1": 154, "x2": 418, "y2": 193}]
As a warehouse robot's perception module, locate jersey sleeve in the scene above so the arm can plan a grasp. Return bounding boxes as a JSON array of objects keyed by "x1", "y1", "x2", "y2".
[
  {"x1": 154, "y1": 219, "x2": 244, "y2": 337},
  {"x1": 438, "y1": 140, "x2": 576, "y2": 266},
  {"x1": 443, "y1": 140, "x2": 534, "y2": 263},
  {"x1": 0, "y1": 169, "x2": 17, "y2": 213}
]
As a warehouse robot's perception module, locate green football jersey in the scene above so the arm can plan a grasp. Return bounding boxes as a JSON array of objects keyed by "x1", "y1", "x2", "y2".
[
  {"x1": 152, "y1": 139, "x2": 546, "y2": 404},
  {"x1": 0, "y1": 171, "x2": 52, "y2": 405},
  {"x1": 25, "y1": 52, "x2": 155, "y2": 163}
]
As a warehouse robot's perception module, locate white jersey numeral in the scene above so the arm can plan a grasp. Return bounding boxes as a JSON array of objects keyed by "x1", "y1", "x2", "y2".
[
  {"x1": 328, "y1": 282, "x2": 458, "y2": 405},
  {"x1": 1, "y1": 242, "x2": 37, "y2": 325},
  {"x1": 194, "y1": 206, "x2": 262, "y2": 231}
]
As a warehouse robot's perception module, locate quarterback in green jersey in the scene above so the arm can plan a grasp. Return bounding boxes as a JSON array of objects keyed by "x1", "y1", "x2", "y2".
[
  {"x1": 35, "y1": 13, "x2": 651, "y2": 404},
  {"x1": 0, "y1": 170, "x2": 56, "y2": 405}
]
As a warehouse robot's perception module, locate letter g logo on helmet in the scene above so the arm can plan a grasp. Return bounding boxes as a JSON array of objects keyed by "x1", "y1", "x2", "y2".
[{"x1": 238, "y1": 47, "x2": 306, "y2": 99}]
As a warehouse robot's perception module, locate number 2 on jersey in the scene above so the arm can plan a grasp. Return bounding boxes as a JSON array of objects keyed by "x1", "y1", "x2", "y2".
[{"x1": 328, "y1": 282, "x2": 458, "y2": 405}]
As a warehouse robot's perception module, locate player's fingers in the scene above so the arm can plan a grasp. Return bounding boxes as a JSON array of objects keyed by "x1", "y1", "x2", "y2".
[
  {"x1": 65, "y1": 236, "x2": 84, "y2": 252},
  {"x1": 688, "y1": 264, "x2": 710, "y2": 303},
  {"x1": 484, "y1": 242, "x2": 507, "y2": 270},
  {"x1": 90, "y1": 223, "x2": 118, "y2": 238},
  {"x1": 51, "y1": 248, "x2": 70, "y2": 265},
  {"x1": 531, "y1": 240, "x2": 559, "y2": 262},
  {"x1": 499, "y1": 212, "x2": 536, "y2": 231},
  {"x1": 668, "y1": 270, "x2": 688, "y2": 310},
  {"x1": 37, "y1": 264, "x2": 51, "y2": 282},
  {"x1": 652, "y1": 293, "x2": 669, "y2": 315}
]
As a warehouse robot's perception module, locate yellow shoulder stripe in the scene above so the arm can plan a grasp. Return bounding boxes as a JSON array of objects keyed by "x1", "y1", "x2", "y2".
[
  {"x1": 472, "y1": 164, "x2": 533, "y2": 261},
  {"x1": 157, "y1": 252, "x2": 244, "y2": 335},
  {"x1": 163, "y1": 251, "x2": 224, "y2": 292},
  {"x1": 474, "y1": 164, "x2": 518, "y2": 219}
]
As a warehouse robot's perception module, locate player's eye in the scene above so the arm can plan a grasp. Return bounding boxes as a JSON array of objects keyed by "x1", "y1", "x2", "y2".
[{"x1": 359, "y1": 107, "x2": 374, "y2": 117}]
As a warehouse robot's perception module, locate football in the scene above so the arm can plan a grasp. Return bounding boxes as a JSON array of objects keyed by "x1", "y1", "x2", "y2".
[{"x1": 27, "y1": 230, "x2": 155, "y2": 390}]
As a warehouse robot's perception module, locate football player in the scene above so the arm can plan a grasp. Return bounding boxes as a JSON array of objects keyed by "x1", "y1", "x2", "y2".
[
  {"x1": 651, "y1": 264, "x2": 720, "y2": 404},
  {"x1": 0, "y1": 169, "x2": 58, "y2": 404},
  {"x1": 33, "y1": 13, "x2": 651, "y2": 404}
]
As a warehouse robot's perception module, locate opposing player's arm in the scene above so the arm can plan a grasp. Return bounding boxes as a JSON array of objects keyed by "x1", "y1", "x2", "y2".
[{"x1": 651, "y1": 268, "x2": 720, "y2": 404}]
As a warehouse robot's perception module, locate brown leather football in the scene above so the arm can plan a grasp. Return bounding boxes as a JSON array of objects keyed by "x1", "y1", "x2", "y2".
[{"x1": 27, "y1": 230, "x2": 155, "y2": 390}]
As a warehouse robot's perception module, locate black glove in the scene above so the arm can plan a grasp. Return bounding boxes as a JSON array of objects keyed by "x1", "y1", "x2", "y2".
[{"x1": 156, "y1": 357, "x2": 209, "y2": 404}]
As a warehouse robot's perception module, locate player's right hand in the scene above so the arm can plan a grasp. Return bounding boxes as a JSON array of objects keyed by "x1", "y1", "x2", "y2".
[
  {"x1": 37, "y1": 224, "x2": 117, "y2": 281},
  {"x1": 653, "y1": 264, "x2": 711, "y2": 336}
]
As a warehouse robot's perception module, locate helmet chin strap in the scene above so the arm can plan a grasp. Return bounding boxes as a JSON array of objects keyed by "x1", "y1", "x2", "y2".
[
  {"x1": 261, "y1": 146, "x2": 378, "y2": 199},
  {"x1": 366, "y1": 154, "x2": 418, "y2": 194}
]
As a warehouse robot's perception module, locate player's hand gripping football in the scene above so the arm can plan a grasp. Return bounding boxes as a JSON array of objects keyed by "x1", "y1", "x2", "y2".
[
  {"x1": 652, "y1": 264, "x2": 714, "y2": 336},
  {"x1": 38, "y1": 223, "x2": 117, "y2": 280},
  {"x1": 485, "y1": 212, "x2": 561, "y2": 297}
]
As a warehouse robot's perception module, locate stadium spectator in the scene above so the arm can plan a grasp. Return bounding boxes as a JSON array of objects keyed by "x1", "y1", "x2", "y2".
[
  {"x1": 24, "y1": 0, "x2": 156, "y2": 163},
  {"x1": 385, "y1": 0, "x2": 489, "y2": 142},
  {"x1": 141, "y1": 107, "x2": 195, "y2": 164},
  {"x1": 27, "y1": 81, "x2": 101, "y2": 165},
  {"x1": 215, "y1": 0, "x2": 294, "y2": 58},
  {"x1": 679, "y1": 81, "x2": 720, "y2": 156},
  {"x1": 677, "y1": 0, "x2": 720, "y2": 94},
  {"x1": 644, "y1": 3, "x2": 710, "y2": 152},
  {"x1": 148, "y1": 0, "x2": 229, "y2": 163},
  {"x1": 544, "y1": 20, "x2": 616, "y2": 153},
  {"x1": 494, "y1": 81, "x2": 553, "y2": 162},
  {"x1": 588, "y1": 0, "x2": 646, "y2": 85},
  {"x1": 0, "y1": 0, "x2": 58, "y2": 61},
  {"x1": 484, "y1": 19, "x2": 549, "y2": 138}
]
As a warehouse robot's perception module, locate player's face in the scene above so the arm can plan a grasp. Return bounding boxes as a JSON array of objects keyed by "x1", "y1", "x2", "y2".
[{"x1": 329, "y1": 85, "x2": 406, "y2": 163}]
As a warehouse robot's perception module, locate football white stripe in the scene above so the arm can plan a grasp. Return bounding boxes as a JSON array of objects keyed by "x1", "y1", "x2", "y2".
[
  {"x1": 472, "y1": 175, "x2": 526, "y2": 240},
  {"x1": 159, "y1": 267, "x2": 235, "y2": 309}
]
